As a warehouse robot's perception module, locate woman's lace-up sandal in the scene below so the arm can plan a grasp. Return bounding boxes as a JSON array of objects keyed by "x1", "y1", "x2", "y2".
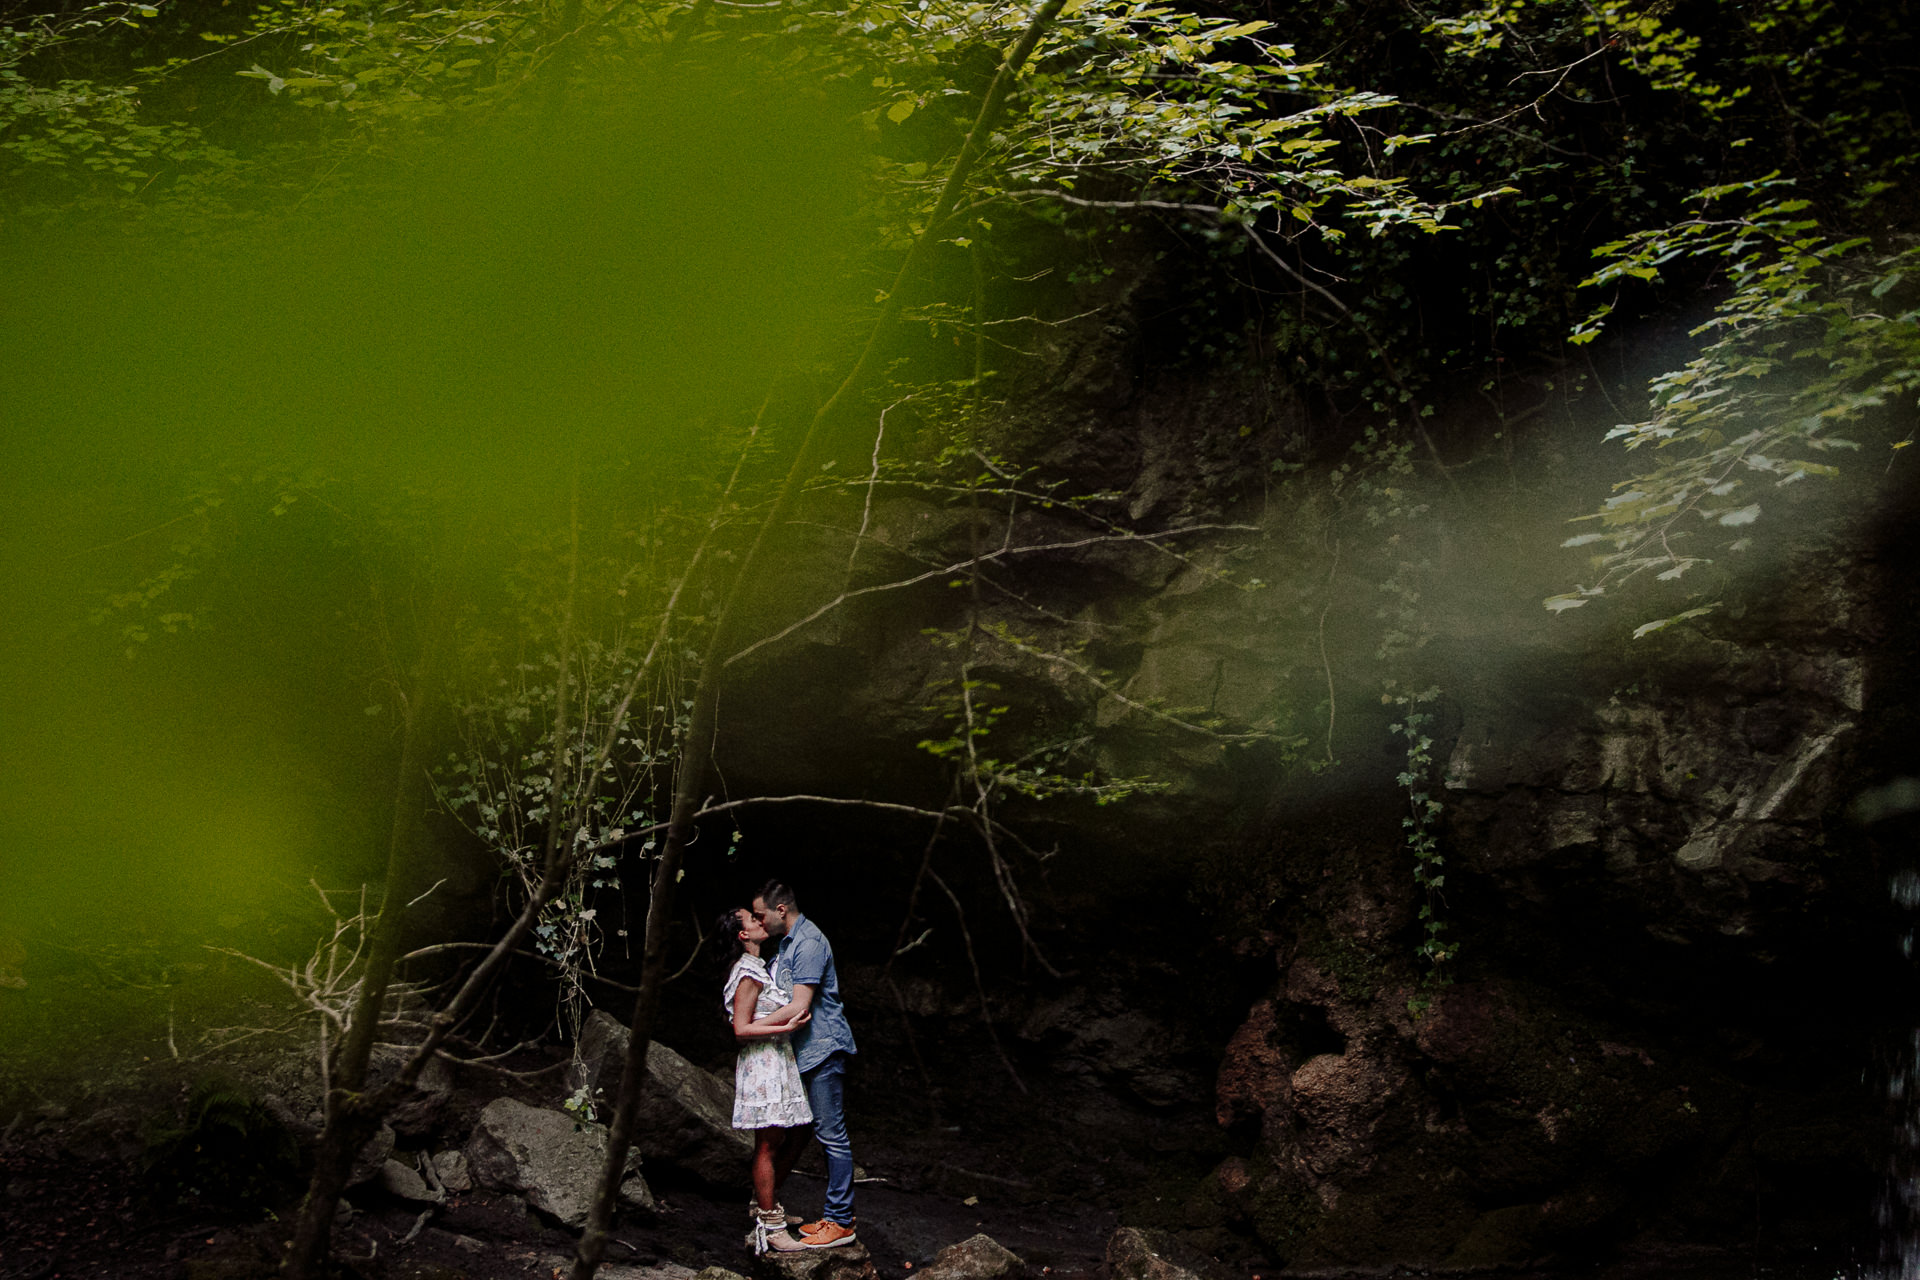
[{"x1": 751, "y1": 1204, "x2": 808, "y2": 1254}]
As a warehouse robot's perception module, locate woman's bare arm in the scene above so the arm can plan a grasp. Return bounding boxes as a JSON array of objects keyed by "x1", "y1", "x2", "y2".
[{"x1": 732, "y1": 978, "x2": 812, "y2": 1040}]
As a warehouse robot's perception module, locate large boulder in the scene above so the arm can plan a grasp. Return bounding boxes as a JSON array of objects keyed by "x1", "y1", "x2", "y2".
[
  {"x1": 1018, "y1": 994, "x2": 1201, "y2": 1108},
  {"x1": 1106, "y1": 1228, "x2": 1225, "y2": 1280},
  {"x1": 346, "y1": 1123, "x2": 395, "y2": 1188},
  {"x1": 464, "y1": 1097, "x2": 653, "y2": 1226},
  {"x1": 915, "y1": 1235, "x2": 1024, "y2": 1280},
  {"x1": 379, "y1": 1157, "x2": 440, "y2": 1204},
  {"x1": 431, "y1": 1149, "x2": 472, "y2": 1192},
  {"x1": 571, "y1": 1009, "x2": 752, "y2": 1184},
  {"x1": 1194, "y1": 538, "x2": 1898, "y2": 1269},
  {"x1": 539, "y1": 1259, "x2": 703, "y2": 1280},
  {"x1": 368, "y1": 1043, "x2": 456, "y2": 1138},
  {"x1": 752, "y1": 1240, "x2": 878, "y2": 1280}
]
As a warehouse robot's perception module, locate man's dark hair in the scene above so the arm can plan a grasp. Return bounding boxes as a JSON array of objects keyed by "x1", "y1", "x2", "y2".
[{"x1": 757, "y1": 880, "x2": 799, "y2": 913}]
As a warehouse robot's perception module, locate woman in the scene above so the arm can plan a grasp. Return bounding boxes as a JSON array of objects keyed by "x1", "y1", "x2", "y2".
[{"x1": 719, "y1": 907, "x2": 814, "y2": 1254}]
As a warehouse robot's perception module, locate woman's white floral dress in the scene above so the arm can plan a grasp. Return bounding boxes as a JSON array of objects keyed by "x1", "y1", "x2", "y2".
[{"x1": 724, "y1": 954, "x2": 814, "y2": 1130}]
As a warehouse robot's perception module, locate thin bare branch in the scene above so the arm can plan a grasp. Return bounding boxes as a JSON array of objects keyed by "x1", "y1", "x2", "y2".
[
  {"x1": 848, "y1": 392, "x2": 924, "y2": 586},
  {"x1": 927, "y1": 868, "x2": 1027, "y2": 1094},
  {"x1": 726, "y1": 526, "x2": 1239, "y2": 667},
  {"x1": 1317, "y1": 537, "x2": 1341, "y2": 768},
  {"x1": 662, "y1": 910, "x2": 710, "y2": 986},
  {"x1": 399, "y1": 941, "x2": 641, "y2": 995},
  {"x1": 986, "y1": 628, "x2": 1273, "y2": 743}
]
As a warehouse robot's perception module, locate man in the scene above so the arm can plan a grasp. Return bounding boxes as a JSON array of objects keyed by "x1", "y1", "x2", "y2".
[{"x1": 752, "y1": 880, "x2": 858, "y2": 1248}]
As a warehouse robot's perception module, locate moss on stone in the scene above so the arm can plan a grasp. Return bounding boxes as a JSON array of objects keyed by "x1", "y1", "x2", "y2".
[{"x1": 1445, "y1": 1203, "x2": 1548, "y2": 1269}]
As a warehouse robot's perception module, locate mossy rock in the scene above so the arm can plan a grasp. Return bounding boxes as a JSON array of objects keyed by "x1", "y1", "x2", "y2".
[
  {"x1": 1237, "y1": 1157, "x2": 1324, "y2": 1263},
  {"x1": 1445, "y1": 1203, "x2": 1548, "y2": 1269},
  {"x1": 1107, "y1": 1226, "x2": 1234, "y2": 1280},
  {"x1": 182, "y1": 1253, "x2": 275, "y2": 1280},
  {"x1": 1170, "y1": 1227, "x2": 1261, "y2": 1268},
  {"x1": 1282, "y1": 1174, "x2": 1476, "y2": 1269}
]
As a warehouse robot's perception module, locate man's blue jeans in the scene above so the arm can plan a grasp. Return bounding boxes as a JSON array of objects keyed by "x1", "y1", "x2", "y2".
[{"x1": 801, "y1": 1052, "x2": 855, "y2": 1225}]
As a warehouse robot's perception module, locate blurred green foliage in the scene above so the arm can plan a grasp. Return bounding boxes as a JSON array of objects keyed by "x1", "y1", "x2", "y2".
[{"x1": 1, "y1": 0, "x2": 1915, "y2": 1090}]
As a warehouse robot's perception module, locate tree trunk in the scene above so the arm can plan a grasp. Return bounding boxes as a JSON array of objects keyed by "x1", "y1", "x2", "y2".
[
  {"x1": 281, "y1": 597, "x2": 450, "y2": 1279},
  {"x1": 569, "y1": 670, "x2": 720, "y2": 1277}
]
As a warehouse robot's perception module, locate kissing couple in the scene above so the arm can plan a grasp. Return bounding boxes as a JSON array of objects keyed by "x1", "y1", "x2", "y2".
[{"x1": 717, "y1": 880, "x2": 859, "y2": 1253}]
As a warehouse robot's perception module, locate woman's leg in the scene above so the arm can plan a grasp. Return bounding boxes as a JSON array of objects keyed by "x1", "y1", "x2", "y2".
[
  {"x1": 772, "y1": 1121, "x2": 812, "y2": 1188},
  {"x1": 753, "y1": 1128, "x2": 782, "y2": 1211},
  {"x1": 750, "y1": 1129, "x2": 809, "y2": 1254}
]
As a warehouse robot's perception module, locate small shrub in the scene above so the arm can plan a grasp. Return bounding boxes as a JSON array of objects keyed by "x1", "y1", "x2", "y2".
[{"x1": 142, "y1": 1078, "x2": 302, "y2": 1209}]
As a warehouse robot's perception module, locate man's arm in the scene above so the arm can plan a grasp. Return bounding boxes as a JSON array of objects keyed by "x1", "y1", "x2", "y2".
[
  {"x1": 771, "y1": 983, "x2": 816, "y2": 1021},
  {"x1": 772, "y1": 931, "x2": 825, "y2": 1020}
]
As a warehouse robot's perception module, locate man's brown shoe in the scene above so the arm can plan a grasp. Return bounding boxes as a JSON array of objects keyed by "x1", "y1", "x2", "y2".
[{"x1": 800, "y1": 1221, "x2": 858, "y2": 1249}]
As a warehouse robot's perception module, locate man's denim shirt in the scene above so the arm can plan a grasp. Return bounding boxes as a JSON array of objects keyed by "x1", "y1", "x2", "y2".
[{"x1": 773, "y1": 912, "x2": 856, "y2": 1073}]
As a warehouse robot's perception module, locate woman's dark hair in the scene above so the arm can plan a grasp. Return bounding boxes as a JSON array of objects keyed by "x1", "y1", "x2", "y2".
[{"x1": 715, "y1": 908, "x2": 747, "y2": 964}]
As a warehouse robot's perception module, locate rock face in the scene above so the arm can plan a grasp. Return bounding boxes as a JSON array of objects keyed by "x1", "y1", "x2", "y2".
[
  {"x1": 1205, "y1": 564, "x2": 1895, "y2": 1268},
  {"x1": 649, "y1": 284, "x2": 1914, "y2": 1269},
  {"x1": 571, "y1": 1009, "x2": 753, "y2": 1185},
  {"x1": 1442, "y1": 640, "x2": 1864, "y2": 935},
  {"x1": 464, "y1": 1097, "x2": 653, "y2": 1226},
  {"x1": 698, "y1": 493, "x2": 1903, "y2": 1268}
]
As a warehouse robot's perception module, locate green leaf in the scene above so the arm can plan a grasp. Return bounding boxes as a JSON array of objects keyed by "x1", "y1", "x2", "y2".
[{"x1": 1632, "y1": 603, "x2": 1721, "y2": 640}]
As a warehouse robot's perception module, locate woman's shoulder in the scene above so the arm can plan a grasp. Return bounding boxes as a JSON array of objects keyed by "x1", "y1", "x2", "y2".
[{"x1": 728, "y1": 954, "x2": 769, "y2": 981}]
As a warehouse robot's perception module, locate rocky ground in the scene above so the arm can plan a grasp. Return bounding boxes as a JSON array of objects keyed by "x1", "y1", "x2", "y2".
[
  {"x1": 0, "y1": 983, "x2": 1884, "y2": 1280},
  {"x1": 0, "y1": 1119, "x2": 1121, "y2": 1280},
  {"x1": 0, "y1": 987, "x2": 1154, "y2": 1280},
  {"x1": 0, "y1": 1114, "x2": 1882, "y2": 1280}
]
